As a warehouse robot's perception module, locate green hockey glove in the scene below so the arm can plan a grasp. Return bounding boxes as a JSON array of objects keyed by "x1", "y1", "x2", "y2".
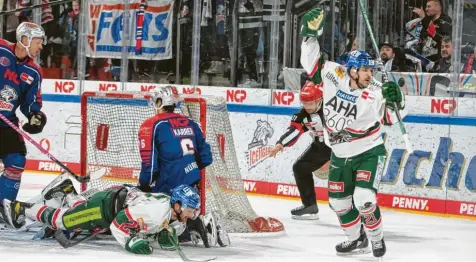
[
  {"x1": 300, "y1": 8, "x2": 325, "y2": 37},
  {"x1": 125, "y1": 236, "x2": 153, "y2": 255},
  {"x1": 382, "y1": 81, "x2": 404, "y2": 110},
  {"x1": 155, "y1": 227, "x2": 178, "y2": 251}
]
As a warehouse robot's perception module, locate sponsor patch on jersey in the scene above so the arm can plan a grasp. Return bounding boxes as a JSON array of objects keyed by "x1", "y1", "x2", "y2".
[
  {"x1": 335, "y1": 66, "x2": 345, "y2": 78},
  {"x1": 336, "y1": 90, "x2": 358, "y2": 103},
  {"x1": 172, "y1": 127, "x2": 194, "y2": 137},
  {"x1": 329, "y1": 181, "x2": 344, "y2": 192},
  {"x1": 325, "y1": 72, "x2": 339, "y2": 86},
  {"x1": 356, "y1": 170, "x2": 371, "y2": 182},
  {"x1": 20, "y1": 73, "x2": 33, "y2": 85},
  {"x1": 184, "y1": 162, "x2": 198, "y2": 173},
  {"x1": 0, "y1": 56, "x2": 10, "y2": 67}
]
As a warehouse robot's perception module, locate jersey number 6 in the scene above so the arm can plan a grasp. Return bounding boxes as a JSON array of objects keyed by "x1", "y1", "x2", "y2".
[{"x1": 181, "y1": 138, "x2": 195, "y2": 156}]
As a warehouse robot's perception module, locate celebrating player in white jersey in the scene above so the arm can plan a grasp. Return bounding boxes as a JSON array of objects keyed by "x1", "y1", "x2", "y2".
[{"x1": 299, "y1": 8, "x2": 407, "y2": 259}]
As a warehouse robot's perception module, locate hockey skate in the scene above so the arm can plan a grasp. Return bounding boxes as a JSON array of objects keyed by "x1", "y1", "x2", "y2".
[
  {"x1": 0, "y1": 199, "x2": 32, "y2": 229},
  {"x1": 336, "y1": 225, "x2": 370, "y2": 256},
  {"x1": 291, "y1": 204, "x2": 319, "y2": 220},
  {"x1": 371, "y1": 237, "x2": 386, "y2": 258}
]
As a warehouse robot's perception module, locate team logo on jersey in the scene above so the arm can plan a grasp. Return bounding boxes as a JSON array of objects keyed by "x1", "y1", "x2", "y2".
[
  {"x1": 246, "y1": 120, "x2": 274, "y2": 170},
  {"x1": 0, "y1": 85, "x2": 17, "y2": 111},
  {"x1": 335, "y1": 66, "x2": 345, "y2": 78},
  {"x1": 0, "y1": 56, "x2": 10, "y2": 67}
]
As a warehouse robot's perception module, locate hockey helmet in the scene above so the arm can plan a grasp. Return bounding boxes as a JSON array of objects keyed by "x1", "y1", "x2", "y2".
[
  {"x1": 150, "y1": 85, "x2": 180, "y2": 110},
  {"x1": 345, "y1": 50, "x2": 376, "y2": 70},
  {"x1": 16, "y1": 22, "x2": 46, "y2": 57},
  {"x1": 300, "y1": 81, "x2": 323, "y2": 102},
  {"x1": 170, "y1": 185, "x2": 201, "y2": 210}
]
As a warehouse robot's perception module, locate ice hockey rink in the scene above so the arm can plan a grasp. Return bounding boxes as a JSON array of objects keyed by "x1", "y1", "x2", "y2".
[{"x1": 0, "y1": 172, "x2": 474, "y2": 262}]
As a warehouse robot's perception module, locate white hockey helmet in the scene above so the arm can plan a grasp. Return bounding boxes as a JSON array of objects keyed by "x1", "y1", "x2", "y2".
[
  {"x1": 16, "y1": 22, "x2": 47, "y2": 58},
  {"x1": 150, "y1": 85, "x2": 180, "y2": 110}
]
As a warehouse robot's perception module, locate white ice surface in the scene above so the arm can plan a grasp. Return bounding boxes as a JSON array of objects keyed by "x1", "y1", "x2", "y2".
[{"x1": 1, "y1": 172, "x2": 474, "y2": 262}]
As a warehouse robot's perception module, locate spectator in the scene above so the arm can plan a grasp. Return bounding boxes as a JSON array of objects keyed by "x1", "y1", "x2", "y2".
[
  {"x1": 413, "y1": 0, "x2": 452, "y2": 62},
  {"x1": 379, "y1": 42, "x2": 397, "y2": 72},
  {"x1": 336, "y1": 37, "x2": 358, "y2": 65},
  {"x1": 58, "y1": 0, "x2": 80, "y2": 70},
  {"x1": 232, "y1": 0, "x2": 262, "y2": 88},
  {"x1": 430, "y1": 36, "x2": 453, "y2": 73}
]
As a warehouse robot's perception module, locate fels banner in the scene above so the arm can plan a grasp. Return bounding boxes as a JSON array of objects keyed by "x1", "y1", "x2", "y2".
[{"x1": 86, "y1": 0, "x2": 173, "y2": 60}]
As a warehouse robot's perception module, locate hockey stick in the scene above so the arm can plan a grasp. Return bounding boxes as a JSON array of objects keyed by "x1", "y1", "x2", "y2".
[
  {"x1": 0, "y1": 114, "x2": 104, "y2": 182},
  {"x1": 54, "y1": 228, "x2": 106, "y2": 248},
  {"x1": 165, "y1": 227, "x2": 217, "y2": 262},
  {"x1": 357, "y1": 0, "x2": 414, "y2": 154}
]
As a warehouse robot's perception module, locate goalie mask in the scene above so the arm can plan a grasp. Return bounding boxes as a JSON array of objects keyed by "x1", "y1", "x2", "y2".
[
  {"x1": 150, "y1": 85, "x2": 180, "y2": 111},
  {"x1": 16, "y1": 22, "x2": 47, "y2": 58}
]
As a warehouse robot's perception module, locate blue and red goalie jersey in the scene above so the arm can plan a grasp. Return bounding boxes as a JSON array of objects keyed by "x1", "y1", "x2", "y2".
[
  {"x1": 138, "y1": 113, "x2": 213, "y2": 194},
  {"x1": 0, "y1": 39, "x2": 43, "y2": 126}
]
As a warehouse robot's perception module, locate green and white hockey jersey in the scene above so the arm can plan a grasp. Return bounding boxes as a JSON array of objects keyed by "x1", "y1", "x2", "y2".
[
  {"x1": 300, "y1": 37, "x2": 407, "y2": 158},
  {"x1": 110, "y1": 187, "x2": 172, "y2": 248}
]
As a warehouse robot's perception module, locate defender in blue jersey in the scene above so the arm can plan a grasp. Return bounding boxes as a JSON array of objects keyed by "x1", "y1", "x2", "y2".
[
  {"x1": 0, "y1": 22, "x2": 47, "y2": 225},
  {"x1": 137, "y1": 86, "x2": 212, "y2": 194},
  {"x1": 137, "y1": 86, "x2": 216, "y2": 248}
]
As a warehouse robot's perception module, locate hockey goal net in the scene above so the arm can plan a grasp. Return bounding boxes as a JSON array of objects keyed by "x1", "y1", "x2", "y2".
[{"x1": 80, "y1": 91, "x2": 284, "y2": 234}]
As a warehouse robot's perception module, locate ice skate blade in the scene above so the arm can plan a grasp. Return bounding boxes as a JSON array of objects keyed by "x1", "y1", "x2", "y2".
[
  {"x1": 336, "y1": 247, "x2": 371, "y2": 256},
  {"x1": 291, "y1": 214, "x2": 319, "y2": 220}
]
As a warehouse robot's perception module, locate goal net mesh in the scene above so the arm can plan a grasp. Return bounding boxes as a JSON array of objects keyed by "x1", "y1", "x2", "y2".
[{"x1": 81, "y1": 92, "x2": 279, "y2": 234}]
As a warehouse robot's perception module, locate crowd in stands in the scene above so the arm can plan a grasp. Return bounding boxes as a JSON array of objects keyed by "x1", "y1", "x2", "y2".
[{"x1": 1, "y1": 0, "x2": 473, "y2": 90}]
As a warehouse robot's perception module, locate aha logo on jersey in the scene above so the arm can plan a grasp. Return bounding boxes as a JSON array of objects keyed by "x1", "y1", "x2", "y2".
[
  {"x1": 245, "y1": 120, "x2": 274, "y2": 170},
  {"x1": 0, "y1": 85, "x2": 18, "y2": 111}
]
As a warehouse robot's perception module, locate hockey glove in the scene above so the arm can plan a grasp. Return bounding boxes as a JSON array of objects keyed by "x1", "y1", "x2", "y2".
[
  {"x1": 300, "y1": 8, "x2": 325, "y2": 37},
  {"x1": 125, "y1": 236, "x2": 153, "y2": 255},
  {"x1": 382, "y1": 82, "x2": 404, "y2": 111},
  {"x1": 22, "y1": 111, "x2": 47, "y2": 134},
  {"x1": 155, "y1": 227, "x2": 178, "y2": 251},
  {"x1": 138, "y1": 183, "x2": 152, "y2": 193}
]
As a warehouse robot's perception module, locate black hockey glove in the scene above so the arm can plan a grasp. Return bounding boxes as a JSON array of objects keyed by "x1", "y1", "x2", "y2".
[
  {"x1": 22, "y1": 111, "x2": 46, "y2": 134},
  {"x1": 138, "y1": 184, "x2": 152, "y2": 192}
]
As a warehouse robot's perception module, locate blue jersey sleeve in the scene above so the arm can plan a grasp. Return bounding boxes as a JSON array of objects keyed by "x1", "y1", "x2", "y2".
[
  {"x1": 20, "y1": 67, "x2": 43, "y2": 117},
  {"x1": 192, "y1": 121, "x2": 213, "y2": 169},
  {"x1": 138, "y1": 120, "x2": 160, "y2": 186}
]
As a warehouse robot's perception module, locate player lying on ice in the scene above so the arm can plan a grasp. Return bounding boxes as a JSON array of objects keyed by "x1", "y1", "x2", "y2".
[
  {"x1": 300, "y1": 8, "x2": 408, "y2": 259},
  {"x1": 2, "y1": 176, "x2": 215, "y2": 255}
]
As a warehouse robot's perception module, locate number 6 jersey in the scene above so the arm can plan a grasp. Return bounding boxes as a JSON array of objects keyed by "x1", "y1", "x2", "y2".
[
  {"x1": 300, "y1": 37, "x2": 407, "y2": 158},
  {"x1": 138, "y1": 113, "x2": 213, "y2": 193}
]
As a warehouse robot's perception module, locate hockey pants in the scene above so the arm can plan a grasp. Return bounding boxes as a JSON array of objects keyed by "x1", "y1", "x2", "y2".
[{"x1": 293, "y1": 141, "x2": 331, "y2": 207}]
